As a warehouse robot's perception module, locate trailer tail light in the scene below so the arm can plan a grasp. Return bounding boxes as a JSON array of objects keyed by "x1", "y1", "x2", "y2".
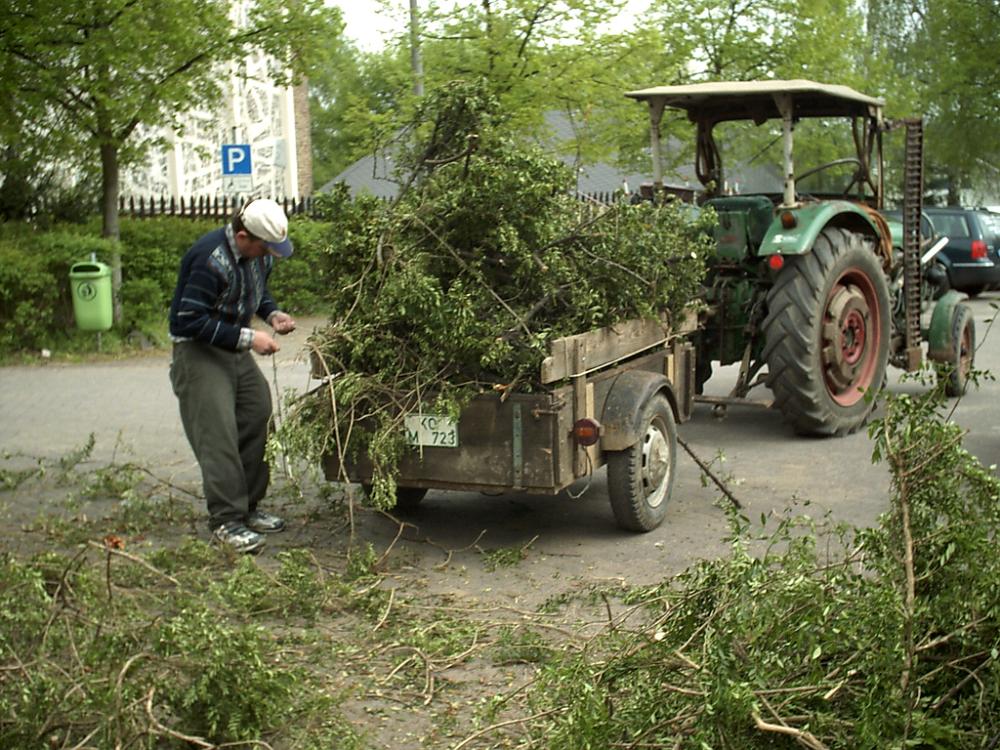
[
  {"x1": 971, "y1": 240, "x2": 987, "y2": 260},
  {"x1": 572, "y1": 418, "x2": 601, "y2": 446},
  {"x1": 780, "y1": 211, "x2": 797, "y2": 229},
  {"x1": 767, "y1": 254, "x2": 785, "y2": 271}
]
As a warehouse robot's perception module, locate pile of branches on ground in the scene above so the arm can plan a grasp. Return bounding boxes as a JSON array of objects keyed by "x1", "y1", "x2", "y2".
[
  {"x1": 280, "y1": 81, "x2": 714, "y2": 505},
  {"x1": 0, "y1": 544, "x2": 359, "y2": 749},
  {"x1": 506, "y1": 382, "x2": 1000, "y2": 748}
]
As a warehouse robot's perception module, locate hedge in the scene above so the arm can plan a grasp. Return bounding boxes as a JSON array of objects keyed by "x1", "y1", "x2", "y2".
[{"x1": 0, "y1": 215, "x2": 334, "y2": 353}]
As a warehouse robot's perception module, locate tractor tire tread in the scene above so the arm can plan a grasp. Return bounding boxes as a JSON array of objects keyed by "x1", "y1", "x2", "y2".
[{"x1": 762, "y1": 227, "x2": 890, "y2": 436}]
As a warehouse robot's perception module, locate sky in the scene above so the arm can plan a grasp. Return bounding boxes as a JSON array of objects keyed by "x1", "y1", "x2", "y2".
[{"x1": 328, "y1": 0, "x2": 652, "y2": 53}]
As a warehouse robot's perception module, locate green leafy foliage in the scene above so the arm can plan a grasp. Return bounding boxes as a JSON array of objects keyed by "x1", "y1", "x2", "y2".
[
  {"x1": 0, "y1": 547, "x2": 359, "y2": 749},
  {"x1": 492, "y1": 624, "x2": 554, "y2": 666},
  {"x1": 308, "y1": 0, "x2": 643, "y2": 189},
  {"x1": 0, "y1": 231, "x2": 111, "y2": 350},
  {"x1": 216, "y1": 549, "x2": 326, "y2": 620},
  {"x1": 284, "y1": 82, "x2": 713, "y2": 507},
  {"x1": 513, "y1": 382, "x2": 1000, "y2": 748},
  {"x1": 1, "y1": 0, "x2": 338, "y2": 235},
  {"x1": 0, "y1": 216, "x2": 332, "y2": 354}
]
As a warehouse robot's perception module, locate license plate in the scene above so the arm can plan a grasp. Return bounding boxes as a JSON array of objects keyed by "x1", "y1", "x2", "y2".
[{"x1": 404, "y1": 414, "x2": 459, "y2": 448}]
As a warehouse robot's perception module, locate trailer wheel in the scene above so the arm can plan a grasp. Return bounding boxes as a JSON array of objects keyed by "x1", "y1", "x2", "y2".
[
  {"x1": 939, "y1": 304, "x2": 974, "y2": 397},
  {"x1": 695, "y1": 358, "x2": 713, "y2": 395},
  {"x1": 762, "y1": 228, "x2": 890, "y2": 436},
  {"x1": 362, "y1": 484, "x2": 428, "y2": 510},
  {"x1": 963, "y1": 285, "x2": 985, "y2": 299},
  {"x1": 606, "y1": 394, "x2": 676, "y2": 532}
]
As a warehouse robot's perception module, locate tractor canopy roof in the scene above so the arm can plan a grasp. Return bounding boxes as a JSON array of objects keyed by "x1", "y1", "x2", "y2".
[{"x1": 624, "y1": 79, "x2": 884, "y2": 123}]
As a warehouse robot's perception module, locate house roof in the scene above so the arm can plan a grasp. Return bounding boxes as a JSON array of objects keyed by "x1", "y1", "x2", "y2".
[
  {"x1": 319, "y1": 109, "x2": 782, "y2": 198},
  {"x1": 320, "y1": 111, "x2": 666, "y2": 198},
  {"x1": 322, "y1": 150, "x2": 399, "y2": 198}
]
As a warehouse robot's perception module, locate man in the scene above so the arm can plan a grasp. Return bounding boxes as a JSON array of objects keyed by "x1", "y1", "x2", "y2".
[{"x1": 169, "y1": 198, "x2": 296, "y2": 553}]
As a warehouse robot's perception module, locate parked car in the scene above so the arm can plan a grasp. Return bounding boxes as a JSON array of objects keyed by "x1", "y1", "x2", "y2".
[{"x1": 922, "y1": 207, "x2": 1000, "y2": 297}]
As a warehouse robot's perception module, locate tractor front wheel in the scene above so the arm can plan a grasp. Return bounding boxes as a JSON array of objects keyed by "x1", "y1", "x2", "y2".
[
  {"x1": 762, "y1": 228, "x2": 890, "y2": 436},
  {"x1": 939, "y1": 304, "x2": 974, "y2": 397}
]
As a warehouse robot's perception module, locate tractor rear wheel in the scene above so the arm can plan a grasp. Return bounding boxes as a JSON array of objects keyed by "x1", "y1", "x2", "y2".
[{"x1": 762, "y1": 228, "x2": 890, "y2": 436}]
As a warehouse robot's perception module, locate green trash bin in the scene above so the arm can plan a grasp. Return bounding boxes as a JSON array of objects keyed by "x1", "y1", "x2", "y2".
[{"x1": 69, "y1": 262, "x2": 113, "y2": 332}]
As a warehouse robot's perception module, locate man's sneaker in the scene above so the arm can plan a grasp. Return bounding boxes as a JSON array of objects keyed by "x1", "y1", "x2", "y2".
[
  {"x1": 247, "y1": 510, "x2": 286, "y2": 534},
  {"x1": 213, "y1": 521, "x2": 266, "y2": 553}
]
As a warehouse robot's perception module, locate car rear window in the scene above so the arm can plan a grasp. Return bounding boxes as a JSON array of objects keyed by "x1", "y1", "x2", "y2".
[
  {"x1": 883, "y1": 210, "x2": 934, "y2": 238},
  {"x1": 930, "y1": 213, "x2": 971, "y2": 238},
  {"x1": 979, "y1": 212, "x2": 1000, "y2": 241}
]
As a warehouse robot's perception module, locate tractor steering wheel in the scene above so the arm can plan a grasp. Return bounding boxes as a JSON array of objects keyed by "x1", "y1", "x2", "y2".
[{"x1": 794, "y1": 157, "x2": 863, "y2": 197}]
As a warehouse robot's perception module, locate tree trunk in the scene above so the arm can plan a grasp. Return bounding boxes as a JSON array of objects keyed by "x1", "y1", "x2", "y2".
[
  {"x1": 0, "y1": 142, "x2": 36, "y2": 220},
  {"x1": 99, "y1": 140, "x2": 123, "y2": 324},
  {"x1": 945, "y1": 168, "x2": 963, "y2": 207},
  {"x1": 293, "y1": 79, "x2": 313, "y2": 196},
  {"x1": 409, "y1": 0, "x2": 424, "y2": 97}
]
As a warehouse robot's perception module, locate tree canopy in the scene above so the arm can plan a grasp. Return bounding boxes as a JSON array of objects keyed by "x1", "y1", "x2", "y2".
[
  {"x1": 312, "y1": 0, "x2": 1000, "y2": 203},
  {"x1": 1, "y1": 0, "x2": 338, "y2": 235},
  {"x1": 1, "y1": 0, "x2": 339, "y2": 321}
]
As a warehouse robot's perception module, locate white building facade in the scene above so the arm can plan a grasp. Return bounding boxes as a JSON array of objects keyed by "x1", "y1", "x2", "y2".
[{"x1": 122, "y1": 3, "x2": 311, "y2": 201}]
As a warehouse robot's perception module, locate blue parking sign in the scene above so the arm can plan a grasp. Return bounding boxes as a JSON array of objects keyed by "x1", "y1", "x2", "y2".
[{"x1": 221, "y1": 144, "x2": 252, "y2": 175}]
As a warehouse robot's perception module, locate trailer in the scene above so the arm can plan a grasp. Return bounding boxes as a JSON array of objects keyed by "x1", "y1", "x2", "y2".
[{"x1": 322, "y1": 315, "x2": 696, "y2": 532}]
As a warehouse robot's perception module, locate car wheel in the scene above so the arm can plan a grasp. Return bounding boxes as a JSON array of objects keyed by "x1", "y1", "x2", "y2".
[{"x1": 606, "y1": 394, "x2": 676, "y2": 532}]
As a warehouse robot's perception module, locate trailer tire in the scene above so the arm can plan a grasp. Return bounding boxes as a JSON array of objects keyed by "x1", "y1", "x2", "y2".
[
  {"x1": 362, "y1": 484, "x2": 428, "y2": 510},
  {"x1": 762, "y1": 228, "x2": 890, "y2": 436},
  {"x1": 963, "y1": 284, "x2": 984, "y2": 299},
  {"x1": 939, "y1": 304, "x2": 974, "y2": 397},
  {"x1": 606, "y1": 394, "x2": 676, "y2": 532}
]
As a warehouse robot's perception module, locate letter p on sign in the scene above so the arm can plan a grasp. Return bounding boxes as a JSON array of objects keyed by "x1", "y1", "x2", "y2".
[{"x1": 221, "y1": 144, "x2": 252, "y2": 175}]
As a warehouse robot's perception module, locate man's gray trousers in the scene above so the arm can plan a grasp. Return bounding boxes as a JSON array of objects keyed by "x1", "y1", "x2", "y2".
[{"x1": 170, "y1": 341, "x2": 272, "y2": 527}]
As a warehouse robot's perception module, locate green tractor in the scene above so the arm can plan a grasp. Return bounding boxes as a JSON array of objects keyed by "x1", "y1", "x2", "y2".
[{"x1": 626, "y1": 80, "x2": 974, "y2": 436}]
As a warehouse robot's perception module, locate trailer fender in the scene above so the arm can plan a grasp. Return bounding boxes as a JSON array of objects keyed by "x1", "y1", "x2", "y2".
[
  {"x1": 927, "y1": 290, "x2": 968, "y2": 362},
  {"x1": 600, "y1": 370, "x2": 678, "y2": 451}
]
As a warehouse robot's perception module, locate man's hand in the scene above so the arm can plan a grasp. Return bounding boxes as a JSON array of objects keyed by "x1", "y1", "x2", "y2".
[
  {"x1": 270, "y1": 311, "x2": 296, "y2": 335},
  {"x1": 252, "y1": 330, "x2": 280, "y2": 355}
]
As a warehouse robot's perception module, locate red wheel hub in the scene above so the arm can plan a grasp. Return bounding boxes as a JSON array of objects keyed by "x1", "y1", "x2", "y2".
[{"x1": 822, "y1": 271, "x2": 881, "y2": 406}]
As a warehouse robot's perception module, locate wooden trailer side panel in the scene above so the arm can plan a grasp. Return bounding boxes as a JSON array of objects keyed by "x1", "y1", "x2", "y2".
[
  {"x1": 320, "y1": 314, "x2": 696, "y2": 496},
  {"x1": 321, "y1": 392, "x2": 572, "y2": 494}
]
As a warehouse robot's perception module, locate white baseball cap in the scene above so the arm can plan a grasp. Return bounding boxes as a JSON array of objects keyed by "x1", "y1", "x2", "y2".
[{"x1": 240, "y1": 199, "x2": 293, "y2": 257}]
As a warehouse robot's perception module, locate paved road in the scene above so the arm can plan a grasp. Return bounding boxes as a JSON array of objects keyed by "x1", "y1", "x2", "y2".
[
  {"x1": 3, "y1": 298, "x2": 998, "y2": 592},
  {"x1": 0, "y1": 323, "x2": 320, "y2": 479}
]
